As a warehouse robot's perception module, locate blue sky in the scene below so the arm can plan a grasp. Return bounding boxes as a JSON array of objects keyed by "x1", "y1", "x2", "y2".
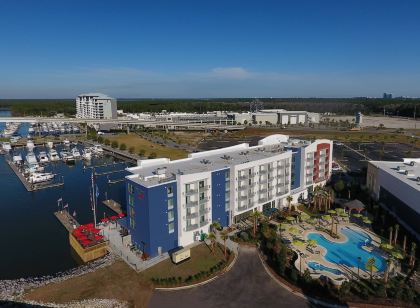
[{"x1": 1, "y1": 0, "x2": 419, "y2": 98}]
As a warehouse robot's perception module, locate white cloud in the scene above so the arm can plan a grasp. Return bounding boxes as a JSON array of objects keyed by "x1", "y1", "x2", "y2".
[{"x1": 209, "y1": 67, "x2": 252, "y2": 79}]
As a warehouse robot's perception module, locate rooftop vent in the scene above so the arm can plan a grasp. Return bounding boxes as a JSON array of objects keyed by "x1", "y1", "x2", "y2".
[
  {"x1": 221, "y1": 154, "x2": 231, "y2": 160},
  {"x1": 417, "y1": 176, "x2": 420, "y2": 182},
  {"x1": 200, "y1": 159, "x2": 211, "y2": 165},
  {"x1": 405, "y1": 170, "x2": 415, "y2": 177},
  {"x1": 239, "y1": 151, "x2": 249, "y2": 155},
  {"x1": 155, "y1": 167, "x2": 167, "y2": 175}
]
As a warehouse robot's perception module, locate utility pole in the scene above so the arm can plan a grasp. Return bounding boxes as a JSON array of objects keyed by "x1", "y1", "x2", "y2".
[{"x1": 414, "y1": 105, "x2": 417, "y2": 129}]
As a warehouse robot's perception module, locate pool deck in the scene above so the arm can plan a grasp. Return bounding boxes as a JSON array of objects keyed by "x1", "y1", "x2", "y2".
[{"x1": 282, "y1": 219, "x2": 387, "y2": 285}]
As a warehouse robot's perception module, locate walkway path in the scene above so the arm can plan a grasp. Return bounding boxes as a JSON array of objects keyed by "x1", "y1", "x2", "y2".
[{"x1": 149, "y1": 246, "x2": 309, "y2": 308}]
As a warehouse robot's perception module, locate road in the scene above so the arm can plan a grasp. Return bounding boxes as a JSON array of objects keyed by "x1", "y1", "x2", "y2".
[{"x1": 149, "y1": 246, "x2": 309, "y2": 308}]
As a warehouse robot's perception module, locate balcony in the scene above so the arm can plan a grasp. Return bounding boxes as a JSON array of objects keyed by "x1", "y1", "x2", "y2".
[
  {"x1": 259, "y1": 197, "x2": 268, "y2": 203},
  {"x1": 238, "y1": 175, "x2": 248, "y2": 180},
  {"x1": 238, "y1": 185, "x2": 248, "y2": 191},
  {"x1": 259, "y1": 169, "x2": 267, "y2": 175},
  {"x1": 200, "y1": 219, "x2": 210, "y2": 227},
  {"x1": 239, "y1": 195, "x2": 247, "y2": 201},
  {"x1": 186, "y1": 212, "x2": 198, "y2": 219},
  {"x1": 199, "y1": 185, "x2": 210, "y2": 191},
  {"x1": 200, "y1": 207, "x2": 211, "y2": 214},
  {"x1": 185, "y1": 189, "x2": 197, "y2": 195},
  {"x1": 199, "y1": 197, "x2": 209, "y2": 204},
  {"x1": 259, "y1": 188, "x2": 268, "y2": 194},
  {"x1": 186, "y1": 224, "x2": 199, "y2": 231},
  {"x1": 186, "y1": 200, "x2": 198, "y2": 207}
]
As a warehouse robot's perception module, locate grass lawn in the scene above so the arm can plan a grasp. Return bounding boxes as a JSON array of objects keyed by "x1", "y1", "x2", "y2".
[
  {"x1": 24, "y1": 260, "x2": 153, "y2": 308},
  {"x1": 142, "y1": 243, "x2": 229, "y2": 282},
  {"x1": 106, "y1": 133, "x2": 188, "y2": 160}
]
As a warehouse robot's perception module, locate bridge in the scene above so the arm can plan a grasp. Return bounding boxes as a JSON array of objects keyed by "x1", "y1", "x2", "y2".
[{"x1": 0, "y1": 116, "x2": 245, "y2": 131}]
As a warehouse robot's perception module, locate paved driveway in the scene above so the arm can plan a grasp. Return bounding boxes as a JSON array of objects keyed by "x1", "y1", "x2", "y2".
[{"x1": 149, "y1": 246, "x2": 309, "y2": 308}]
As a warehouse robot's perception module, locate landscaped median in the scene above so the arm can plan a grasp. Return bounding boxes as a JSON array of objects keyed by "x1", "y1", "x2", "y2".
[{"x1": 144, "y1": 242, "x2": 235, "y2": 289}]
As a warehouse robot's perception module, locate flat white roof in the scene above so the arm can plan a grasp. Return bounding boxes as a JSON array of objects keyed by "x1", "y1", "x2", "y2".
[
  {"x1": 370, "y1": 159, "x2": 420, "y2": 191},
  {"x1": 78, "y1": 93, "x2": 113, "y2": 99}
]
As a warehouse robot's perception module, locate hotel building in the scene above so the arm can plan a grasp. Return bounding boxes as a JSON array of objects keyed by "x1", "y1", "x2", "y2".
[
  {"x1": 367, "y1": 158, "x2": 420, "y2": 240},
  {"x1": 124, "y1": 134, "x2": 333, "y2": 257},
  {"x1": 75, "y1": 93, "x2": 117, "y2": 119}
]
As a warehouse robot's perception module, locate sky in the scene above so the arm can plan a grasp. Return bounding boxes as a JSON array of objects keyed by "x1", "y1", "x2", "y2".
[{"x1": 0, "y1": 0, "x2": 420, "y2": 98}]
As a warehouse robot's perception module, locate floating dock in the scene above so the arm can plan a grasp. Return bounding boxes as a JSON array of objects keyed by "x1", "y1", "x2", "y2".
[
  {"x1": 54, "y1": 210, "x2": 80, "y2": 232},
  {"x1": 6, "y1": 160, "x2": 64, "y2": 192},
  {"x1": 102, "y1": 199, "x2": 123, "y2": 214},
  {"x1": 83, "y1": 141, "x2": 139, "y2": 164}
]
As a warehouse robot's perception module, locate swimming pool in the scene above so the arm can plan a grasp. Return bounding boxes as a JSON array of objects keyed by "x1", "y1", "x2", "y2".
[
  {"x1": 307, "y1": 261, "x2": 343, "y2": 275},
  {"x1": 307, "y1": 226, "x2": 386, "y2": 272}
]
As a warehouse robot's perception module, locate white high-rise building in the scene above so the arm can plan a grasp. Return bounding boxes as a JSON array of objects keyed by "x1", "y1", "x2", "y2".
[{"x1": 76, "y1": 93, "x2": 117, "y2": 119}]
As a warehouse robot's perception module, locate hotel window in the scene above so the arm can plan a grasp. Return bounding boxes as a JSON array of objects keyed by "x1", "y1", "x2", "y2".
[
  {"x1": 128, "y1": 194, "x2": 134, "y2": 206},
  {"x1": 200, "y1": 215, "x2": 205, "y2": 223},
  {"x1": 225, "y1": 182, "x2": 230, "y2": 191},
  {"x1": 225, "y1": 172, "x2": 230, "y2": 181},
  {"x1": 168, "y1": 222, "x2": 174, "y2": 234},
  {"x1": 168, "y1": 198, "x2": 174, "y2": 210},
  {"x1": 185, "y1": 183, "x2": 191, "y2": 191},
  {"x1": 168, "y1": 210, "x2": 174, "y2": 222},
  {"x1": 199, "y1": 192, "x2": 205, "y2": 201},
  {"x1": 129, "y1": 206, "x2": 135, "y2": 218},
  {"x1": 167, "y1": 186, "x2": 173, "y2": 195},
  {"x1": 128, "y1": 183, "x2": 134, "y2": 194},
  {"x1": 130, "y1": 218, "x2": 136, "y2": 229},
  {"x1": 199, "y1": 180, "x2": 205, "y2": 188}
]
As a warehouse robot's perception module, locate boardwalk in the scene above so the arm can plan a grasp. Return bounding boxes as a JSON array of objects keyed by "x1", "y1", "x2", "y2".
[
  {"x1": 54, "y1": 210, "x2": 79, "y2": 232},
  {"x1": 102, "y1": 199, "x2": 123, "y2": 214}
]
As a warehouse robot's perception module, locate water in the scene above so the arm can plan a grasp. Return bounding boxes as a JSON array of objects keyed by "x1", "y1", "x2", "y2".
[
  {"x1": 1, "y1": 110, "x2": 129, "y2": 279},
  {"x1": 307, "y1": 261, "x2": 343, "y2": 275},
  {"x1": 307, "y1": 226, "x2": 386, "y2": 272}
]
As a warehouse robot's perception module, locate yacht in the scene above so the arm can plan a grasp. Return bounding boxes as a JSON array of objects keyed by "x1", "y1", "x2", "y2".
[
  {"x1": 38, "y1": 151, "x2": 49, "y2": 163},
  {"x1": 10, "y1": 136, "x2": 20, "y2": 143},
  {"x1": 92, "y1": 144, "x2": 104, "y2": 155},
  {"x1": 28, "y1": 172, "x2": 55, "y2": 184},
  {"x1": 28, "y1": 126, "x2": 35, "y2": 134},
  {"x1": 26, "y1": 140, "x2": 35, "y2": 152},
  {"x1": 2, "y1": 142, "x2": 12, "y2": 152},
  {"x1": 63, "y1": 139, "x2": 71, "y2": 146},
  {"x1": 82, "y1": 148, "x2": 92, "y2": 160},
  {"x1": 12, "y1": 153, "x2": 23, "y2": 165},
  {"x1": 48, "y1": 149, "x2": 60, "y2": 161},
  {"x1": 71, "y1": 147, "x2": 81, "y2": 159},
  {"x1": 47, "y1": 141, "x2": 54, "y2": 149},
  {"x1": 61, "y1": 150, "x2": 75, "y2": 164},
  {"x1": 26, "y1": 152, "x2": 38, "y2": 165}
]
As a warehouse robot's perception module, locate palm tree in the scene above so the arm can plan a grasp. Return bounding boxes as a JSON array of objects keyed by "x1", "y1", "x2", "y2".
[
  {"x1": 393, "y1": 224, "x2": 399, "y2": 246},
  {"x1": 211, "y1": 221, "x2": 221, "y2": 233},
  {"x1": 403, "y1": 235, "x2": 407, "y2": 252},
  {"x1": 384, "y1": 257, "x2": 393, "y2": 284},
  {"x1": 207, "y1": 232, "x2": 216, "y2": 253},
  {"x1": 220, "y1": 230, "x2": 229, "y2": 260},
  {"x1": 250, "y1": 210, "x2": 262, "y2": 237},
  {"x1": 366, "y1": 257, "x2": 376, "y2": 281},
  {"x1": 286, "y1": 195, "x2": 293, "y2": 210},
  {"x1": 409, "y1": 242, "x2": 417, "y2": 268},
  {"x1": 388, "y1": 226, "x2": 393, "y2": 245}
]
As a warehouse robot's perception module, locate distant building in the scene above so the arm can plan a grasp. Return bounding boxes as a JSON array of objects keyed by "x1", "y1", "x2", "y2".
[
  {"x1": 383, "y1": 93, "x2": 393, "y2": 99},
  {"x1": 367, "y1": 158, "x2": 420, "y2": 240},
  {"x1": 76, "y1": 93, "x2": 117, "y2": 119},
  {"x1": 355, "y1": 112, "x2": 363, "y2": 127},
  {"x1": 227, "y1": 109, "x2": 319, "y2": 126},
  {"x1": 124, "y1": 134, "x2": 332, "y2": 257}
]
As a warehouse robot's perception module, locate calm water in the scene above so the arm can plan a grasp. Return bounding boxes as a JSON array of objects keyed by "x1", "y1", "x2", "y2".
[
  {"x1": 0, "y1": 110, "x2": 128, "y2": 279},
  {"x1": 307, "y1": 226, "x2": 386, "y2": 272}
]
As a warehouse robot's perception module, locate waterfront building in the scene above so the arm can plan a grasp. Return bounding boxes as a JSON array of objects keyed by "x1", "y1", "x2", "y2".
[
  {"x1": 227, "y1": 110, "x2": 320, "y2": 125},
  {"x1": 76, "y1": 93, "x2": 117, "y2": 119},
  {"x1": 125, "y1": 134, "x2": 333, "y2": 257},
  {"x1": 367, "y1": 158, "x2": 420, "y2": 240}
]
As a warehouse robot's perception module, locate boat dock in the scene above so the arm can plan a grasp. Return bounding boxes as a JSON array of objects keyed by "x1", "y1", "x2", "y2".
[
  {"x1": 6, "y1": 160, "x2": 65, "y2": 192},
  {"x1": 83, "y1": 141, "x2": 139, "y2": 164},
  {"x1": 54, "y1": 210, "x2": 79, "y2": 232},
  {"x1": 95, "y1": 169, "x2": 126, "y2": 177},
  {"x1": 102, "y1": 199, "x2": 123, "y2": 214}
]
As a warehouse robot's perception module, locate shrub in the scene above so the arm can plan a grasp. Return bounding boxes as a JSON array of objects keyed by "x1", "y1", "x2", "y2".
[
  {"x1": 128, "y1": 146, "x2": 135, "y2": 154},
  {"x1": 111, "y1": 140, "x2": 118, "y2": 148},
  {"x1": 119, "y1": 143, "x2": 127, "y2": 150},
  {"x1": 138, "y1": 149, "x2": 146, "y2": 156},
  {"x1": 148, "y1": 152, "x2": 157, "y2": 159},
  {"x1": 97, "y1": 136, "x2": 104, "y2": 143},
  {"x1": 104, "y1": 139, "x2": 110, "y2": 146}
]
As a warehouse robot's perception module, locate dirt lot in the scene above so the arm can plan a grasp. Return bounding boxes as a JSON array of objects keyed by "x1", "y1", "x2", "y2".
[
  {"x1": 24, "y1": 260, "x2": 153, "y2": 307},
  {"x1": 326, "y1": 115, "x2": 420, "y2": 129}
]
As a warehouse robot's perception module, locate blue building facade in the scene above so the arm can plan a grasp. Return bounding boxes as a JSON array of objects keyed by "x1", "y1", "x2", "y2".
[
  {"x1": 211, "y1": 168, "x2": 230, "y2": 227},
  {"x1": 125, "y1": 179, "x2": 178, "y2": 257},
  {"x1": 289, "y1": 147, "x2": 302, "y2": 190}
]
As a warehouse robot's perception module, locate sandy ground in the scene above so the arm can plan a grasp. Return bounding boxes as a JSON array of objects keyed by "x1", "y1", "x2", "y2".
[{"x1": 325, "y1": 115, "x2": 420, "y2": 129}]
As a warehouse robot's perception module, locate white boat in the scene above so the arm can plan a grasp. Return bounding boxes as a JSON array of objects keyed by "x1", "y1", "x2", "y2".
[
  {"x1": 2, "y1": 142, "x2": 12, "y2": 152},
  {"x1": 71, "y1": 147, "x2": 81, "y2": 159},
  {"x1": 28, "y1": 127, "x2": 35, "y2": 134},
  {"x1": 63, "y1": 139, "x2": 70, "y2": 146},
  {"x1": 82, "y1": 148, "x2": 92, "y2": 160},
  {"x1": 28, "y1": 172, "x2": 55, "y2": 184},
  {"x1": 61, "y1": 150, "x2": 75, "y2": 163},
  {"x1": 48, "y1": 149, "x2": 60, "y2": 161},
  {"x1": 26, "y1": 152, "x2": 38, "y2": 165},
  {"x1": 10, "y1": 136, "x2": 20, "y2": 143},
  {"x1": 92, "y1": 144, "x2": 104, "y2": 154},
  {"x1": 47, "y1": 141, "x2": 54, "y2": 149},
  {"x1": 12, "y1": 153, "x2": 23, "y2": 164},
  {"x1": 26, "y1": 140, "x2": 35, "y2": 151},
  {"x1": 38, "y1": 151, "x2": 49, "y2": 163}
]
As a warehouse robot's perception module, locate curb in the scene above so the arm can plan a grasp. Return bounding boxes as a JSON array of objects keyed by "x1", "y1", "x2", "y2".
[
  {"x1": 256, "y1": 249, "x2": 347, "y2": 308},
  {"x1": 155, "y1": 252, "x2": 238, "y2": 291}
]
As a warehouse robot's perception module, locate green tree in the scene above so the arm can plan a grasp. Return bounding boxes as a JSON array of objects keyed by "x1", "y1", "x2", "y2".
[
  {"x1": 119, "y1": 143, "x2": 127, "y2": 151},
  {"x1": 334, "y1": 179, "x2": 345, "y2": 197},
  {"x1": 207, "y1": 232, "x2": 216, "y2": 253},
  {"x1": 220, "y1": 230, "x2": 229, "y2": 260},
  {"x1": 104, "y1": 139, "x2": 110, "y2": 146},
  {"x1": 138, "y1": 149, "x2": 146, "y2": 156},
  {"x1": 250, "y1": 210, "x2": 262, "y2": 237}
]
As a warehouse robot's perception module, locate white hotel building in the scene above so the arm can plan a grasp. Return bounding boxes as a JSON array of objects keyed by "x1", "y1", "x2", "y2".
[
  {"x1": 124, "y1": 134, "x2": 333, "y2": 257},
  {"x1": 75, "y1": 93, "x2": 117, "y2": 119}
]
